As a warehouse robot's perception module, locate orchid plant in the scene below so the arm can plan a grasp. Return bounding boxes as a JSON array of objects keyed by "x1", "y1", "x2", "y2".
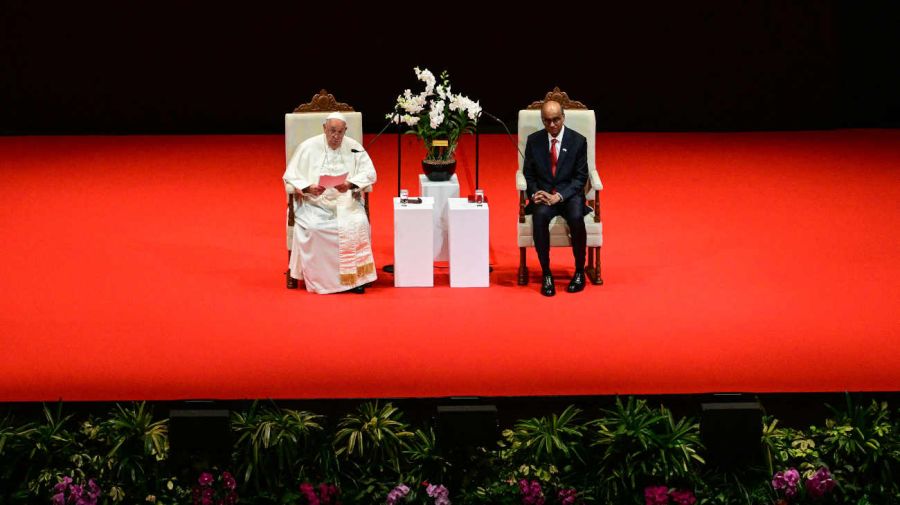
[
  {"x1": 390, "y1": 67, "x2": 481, "y2": 162},
  {"x1": 298, "y1": 482, "x2": 340, "y2": 505},
  {"x1": 386, "y1": 482, "x2": 451, "y2": 505},
  {"x1": 191, "y1": 470, "x2": 238, "y2": 505},
  {"x1": 51, "y1": 476, "x2": 101, "y2": 505},
  {"x1": 644, "y1": 485, "x2": 697, "y2": 505},
  {"x1": 771, "y1": 467, "x2": 836, "y2": 504},
  {"x1": 517, "y1": 480, "x2": 583, "y2": 505}
]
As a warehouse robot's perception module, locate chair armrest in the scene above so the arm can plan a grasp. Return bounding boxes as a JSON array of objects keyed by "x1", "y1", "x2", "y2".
[
  {"x1": 589, "y1": 168, "x2": 603, "y2": 192},
  {"x1": 516, "y1": 169, "x2": 527, "y2": 191}
]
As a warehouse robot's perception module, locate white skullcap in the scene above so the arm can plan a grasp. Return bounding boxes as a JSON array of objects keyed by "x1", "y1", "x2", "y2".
[{"x1": 324, "y1": 111, "x2": 347, "y2": 124}]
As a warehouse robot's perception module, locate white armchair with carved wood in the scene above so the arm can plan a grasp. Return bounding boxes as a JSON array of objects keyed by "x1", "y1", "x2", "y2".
[
  {"x1": 516, "y1": 88, "x2": 603, "y2": 286},
  {"x1": 284, "y1": 90, "x2": 369, "y2": 288}
]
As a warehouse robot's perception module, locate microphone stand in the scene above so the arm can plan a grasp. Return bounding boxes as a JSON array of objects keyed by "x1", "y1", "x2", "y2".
[
  {"x1": 474, "y1": 111, "x2": 497, "y2": 273},
  {"x1": 396, "y1": 105, "x2": 402, "y2": 197},
  {"x1": 475, "y1": 111, "x2": 481, "y2": 190},
  {"x1": 384, "y1": 104, "x2": 403, "y2": 274}
]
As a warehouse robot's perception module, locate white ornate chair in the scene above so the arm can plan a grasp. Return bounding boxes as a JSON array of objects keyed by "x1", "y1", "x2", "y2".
[
  {"x1": 515, "y1": 88, "x2": 603, "y2": 286},
  {"x1": 284, "y1": 90, "x2": 369, "y2": 288}
]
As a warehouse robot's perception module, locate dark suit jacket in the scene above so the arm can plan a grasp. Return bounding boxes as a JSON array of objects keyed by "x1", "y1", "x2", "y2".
[{"x1": 523, "y1": 126, "x2": 589, "y2": 205}]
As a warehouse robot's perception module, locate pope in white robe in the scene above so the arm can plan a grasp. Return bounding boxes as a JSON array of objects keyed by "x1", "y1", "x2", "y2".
[{"x1": 283, "y1": 113, "x2": 377, "y2": 294}]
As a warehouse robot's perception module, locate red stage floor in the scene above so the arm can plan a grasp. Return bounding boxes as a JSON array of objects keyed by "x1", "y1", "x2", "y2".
[{"x1": 0, "y1": 131, "x2": 898, "y2": 401}]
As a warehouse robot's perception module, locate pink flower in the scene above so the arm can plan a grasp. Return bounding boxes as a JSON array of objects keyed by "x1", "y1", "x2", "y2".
[
  {"x1": 86, "y1": 479, "x2": 101, "y2": 499},
  {"x1": 387, "y1": 484, "x2": 411, "y2": 504},
  {"x1": 669, "y1": 489, "x2": 696, "y2": 505},
  {"x1": 772, "y1": 468, "x2": 801, "y2": 498},
  {"x1": 50, "y1": 477, "x2": 102, "y2": 505},
  {"x1": 198, "y1": 472, "x2": 214, "y2": 487},
  {"x1": 221, "y1": 471, "x2": 236, "y2": 491},
  {"x1": 644, "y1": 486, "x2": 669, "y2": 505},
  {"x1": 299, "y1": 482, "x2": 320, "y2": 505},
  {"x1": 518, "y1": 480, "x2": 544, "y2": 505},
  {"x1": 557, "y1": 488, "x2": 578, "y2": 505},
  {"x1": 54, "y1": 476, "x2": 73, "y2": 494},
  {"x1": 784, "y1": 469, "x2": 800, "y2": 487},
  {"x1": 805, "y1": 467, "x2": 836, "y2": 499},
  {"x1": 426, "y1": 484, "x2": 450, "y2": 505},
  {"x1": 300, "y1": 482, "x2": 340, "y2": 505}
]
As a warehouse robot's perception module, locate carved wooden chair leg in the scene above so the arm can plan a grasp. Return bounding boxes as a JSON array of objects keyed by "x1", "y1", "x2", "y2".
[
  {"x1": 585, "y1": 245, "x2": 596, "y2": 282},
  {"x1": 518, "y1": 247, "x2": 529, "y2": 285},
  {"x1": 593, "y1": 247, "x2": 603, "y2": 285}
]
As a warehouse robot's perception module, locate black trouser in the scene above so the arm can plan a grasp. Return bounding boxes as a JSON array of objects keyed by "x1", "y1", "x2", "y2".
[{"x1": 532, "y1": 194, "x2": 587, "y2": 275}]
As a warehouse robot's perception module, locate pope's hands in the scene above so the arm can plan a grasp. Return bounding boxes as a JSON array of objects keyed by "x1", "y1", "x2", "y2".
[
  {"x1": 302, "y1": 185, "x2": 326, "y2": 196},
  {"x1": 333, "y1": 182, "x2": 351, "y2": 193}
]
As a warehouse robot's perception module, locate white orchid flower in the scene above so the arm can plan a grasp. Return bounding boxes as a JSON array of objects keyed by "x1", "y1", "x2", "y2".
[
  {"x1": 415, "y1": 67, "x2": 436, "y2": 95},
  {"x1": 429, "y1": 100, "x2": 446, "y2": 129}
]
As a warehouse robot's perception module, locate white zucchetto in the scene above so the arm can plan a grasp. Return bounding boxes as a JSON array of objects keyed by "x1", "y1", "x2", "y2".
[{"x1": 324, "y1": 111, "x2": 348, "y2": 124}]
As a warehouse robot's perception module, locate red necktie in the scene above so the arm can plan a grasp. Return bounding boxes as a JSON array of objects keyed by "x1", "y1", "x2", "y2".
[{"x1": 550, "y1": 138, "x2": 558, "y2": 177}]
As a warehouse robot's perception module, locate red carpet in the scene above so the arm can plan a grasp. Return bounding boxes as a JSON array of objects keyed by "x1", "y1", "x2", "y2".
[{"x1": 0, "y1": 131, "x2": 898, "y2": 401}]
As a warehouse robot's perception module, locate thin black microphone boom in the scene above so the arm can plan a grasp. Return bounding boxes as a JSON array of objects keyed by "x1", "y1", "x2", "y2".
[
  {"x1": 347, "y1": 107, "x2": 403, "y2": 197},
  {"x1": 480, "y1": 110, "x2": 526, "y2": 161},
  {"x1": 360, "y1": 112, "x2": 399, "y2": 152}
]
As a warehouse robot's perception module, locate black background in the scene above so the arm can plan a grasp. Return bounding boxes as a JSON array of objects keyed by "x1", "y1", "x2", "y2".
[{"x1": 2, "y1": 0, "x2": 898, "y2": 134}]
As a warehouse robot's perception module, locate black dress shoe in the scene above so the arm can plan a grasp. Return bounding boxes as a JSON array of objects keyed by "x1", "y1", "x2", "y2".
[
  {"x1": 286, "y1": 270, "x2": 298, "y2": 289},
  {"x1": 541, "y1": 274, "x2": 556, "y2": 297},
  {"x1": 348, "y1": 285, "x2": 365, "y2": 294},
  {"x1": 567, "y1": 271, "x2": 586, "y2": 293}
]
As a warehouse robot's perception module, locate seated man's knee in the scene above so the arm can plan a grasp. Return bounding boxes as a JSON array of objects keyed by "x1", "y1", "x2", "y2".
[
  {"x1": 563, "y1": 199, "x2": 585, "y2": 223},
  {"x1": 532, "y1": 205, "x2": 555, "y2": 227}
]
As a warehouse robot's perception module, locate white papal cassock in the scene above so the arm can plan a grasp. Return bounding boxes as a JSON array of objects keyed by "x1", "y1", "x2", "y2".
[{"x1": 283, "y1": 133, "x2": 377, "y2": 294}]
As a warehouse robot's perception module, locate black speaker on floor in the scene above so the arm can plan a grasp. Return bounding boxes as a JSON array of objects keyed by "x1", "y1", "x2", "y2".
[
  {"x1": 169, "y1": 408, "x2": 231, "y2": 471},
  {"x1": 700, "y1": 396, "x2": 764, "y2": 468},
  {"x1": 436, "y1": 404, "x2": 499, "y2": 449}
]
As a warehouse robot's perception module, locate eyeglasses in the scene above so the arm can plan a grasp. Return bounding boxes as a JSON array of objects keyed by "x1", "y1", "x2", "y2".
[{"x1": 541, "y1": 116, "x2": 563, "y2": 125}]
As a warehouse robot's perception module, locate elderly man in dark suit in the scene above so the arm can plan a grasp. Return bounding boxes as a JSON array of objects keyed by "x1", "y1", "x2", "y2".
[{"x1": 523, "y1": 100, "x2": 589, "y2": 296}]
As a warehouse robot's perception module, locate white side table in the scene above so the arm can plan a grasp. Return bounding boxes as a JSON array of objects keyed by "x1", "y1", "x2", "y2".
[
  {"x1": 418, "y1": 174, "x2": 459, "y2": 261},
  {"x1": 393, "y1": 197, "x2": 434, "y2": 287},
  {"x1": 447, "y1": 197, "x2": 490, "y2": 287}
]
